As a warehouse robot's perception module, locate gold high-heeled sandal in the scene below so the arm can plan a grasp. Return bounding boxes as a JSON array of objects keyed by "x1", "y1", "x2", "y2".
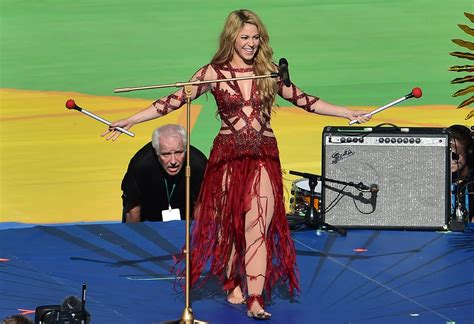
[{"x1": 246, "y1": 294, "x2": 271, "y2": 320}]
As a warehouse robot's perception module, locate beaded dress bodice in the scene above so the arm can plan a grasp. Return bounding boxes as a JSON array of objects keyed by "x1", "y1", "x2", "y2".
[
  {"x1": 151, "y1": 62, "x2": 320, "y2": 151},
  {"x1": 209, "y1": 63, "x2": 272, "y2": 137}
]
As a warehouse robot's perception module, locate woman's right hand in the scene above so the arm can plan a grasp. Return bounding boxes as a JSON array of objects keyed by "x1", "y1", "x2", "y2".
[{"x1": 101, "y1": 118, "x2": 135, "y2": 141}]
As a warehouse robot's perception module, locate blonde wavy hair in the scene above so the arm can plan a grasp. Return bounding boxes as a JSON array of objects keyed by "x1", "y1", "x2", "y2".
[{"x1": 211, "y1": 9, "x2": 277, "y2": 119}]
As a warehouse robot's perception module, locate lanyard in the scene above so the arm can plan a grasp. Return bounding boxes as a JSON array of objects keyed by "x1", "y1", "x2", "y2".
[
  {"x1": 451, "y1": 183, "x2": 457, "y2": 215},
  {"x1": 465, "y1": 185, "x2": 470, "y2": 212},
  {"x1": 164, "y1": 178, "x2": 176, "y2": 210}
]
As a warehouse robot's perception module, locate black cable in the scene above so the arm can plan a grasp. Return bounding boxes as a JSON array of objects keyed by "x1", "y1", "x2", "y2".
[{"x1": 322, "y1": 184, "x2": 348, "y2": 213}]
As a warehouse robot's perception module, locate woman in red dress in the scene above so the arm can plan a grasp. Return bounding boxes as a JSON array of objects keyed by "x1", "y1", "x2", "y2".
[{"x1": 103, "y1": 9, "x2": 370, "y2": 320}]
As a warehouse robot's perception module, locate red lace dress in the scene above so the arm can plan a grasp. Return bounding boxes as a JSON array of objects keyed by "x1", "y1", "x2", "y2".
[{"x1": 153, "y1": 62, "x2": 320, "y2": 297}]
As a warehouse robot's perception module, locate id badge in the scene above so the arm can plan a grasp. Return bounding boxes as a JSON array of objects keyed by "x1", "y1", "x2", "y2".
[{"x1": 162, "y1": 208, "x2": 181, "y2": 222}]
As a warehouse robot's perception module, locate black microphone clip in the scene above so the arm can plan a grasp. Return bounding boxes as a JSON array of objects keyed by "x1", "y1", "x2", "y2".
[{"x1": 355, "y1": 182, "x2": 369, "y2": 191}]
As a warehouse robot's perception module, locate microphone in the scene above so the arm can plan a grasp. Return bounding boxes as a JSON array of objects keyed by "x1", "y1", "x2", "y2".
[
  {"x1": 279, "y1": 58, "x2": 291, "y2": 87},
  {"x1": 369, "y1": 184, "x2": 379, "y2": 193},
  {"x1": 349, "y1": 87, "x2": 423, "y2": 125},
  {"x1": 65, "y1": 99, "x2": 135, "y2": 137}
]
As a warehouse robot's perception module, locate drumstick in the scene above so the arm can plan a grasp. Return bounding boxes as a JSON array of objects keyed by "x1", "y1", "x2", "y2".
[
  {"x1": 65, "y1": 99, "x2": 135, "y2": 137},
  {"x1": 349, "y1": 87, "x2": 423, "y2": 125}
]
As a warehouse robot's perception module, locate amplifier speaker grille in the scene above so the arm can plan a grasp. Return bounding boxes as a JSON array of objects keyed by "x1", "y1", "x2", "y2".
[{"x1": 322, "y1": 127, "x2": 449, "y2": 229}]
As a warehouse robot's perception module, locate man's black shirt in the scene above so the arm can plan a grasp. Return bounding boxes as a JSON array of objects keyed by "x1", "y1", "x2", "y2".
[{"x1": 121, "y1": 142, "x2": 207, "y2": 221}]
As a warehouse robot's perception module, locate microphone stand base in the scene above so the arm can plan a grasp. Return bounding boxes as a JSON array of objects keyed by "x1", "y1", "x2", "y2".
[
  {"x1": 287, "y1": 212, "x2": 347, "y2": 236},
  {"x1": 307, "y1": 220, "x2": 347, "y2": 236},
  {"x1": 161, "y1": 307, "x2": 209, "y2": 324}
]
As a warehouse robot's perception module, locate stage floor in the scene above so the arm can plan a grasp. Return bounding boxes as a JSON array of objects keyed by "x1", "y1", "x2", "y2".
[{"x1": 0, "y1": 222, "x2": 473, "y2": 323}]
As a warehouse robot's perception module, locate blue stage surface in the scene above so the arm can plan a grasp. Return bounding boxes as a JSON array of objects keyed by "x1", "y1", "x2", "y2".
[{"x1": 0, "y1": 222, "x2": 473, "y2": 323}]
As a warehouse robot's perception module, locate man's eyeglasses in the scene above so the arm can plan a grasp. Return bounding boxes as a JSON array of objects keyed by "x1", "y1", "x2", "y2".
[{"x1": 451, "y1": 151, "x2": 460, "y2": 161}]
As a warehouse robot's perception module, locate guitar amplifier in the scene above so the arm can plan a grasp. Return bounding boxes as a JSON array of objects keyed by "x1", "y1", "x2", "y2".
[{"x1": 321, "y1": 126, "x2": 450, "y2": 230}]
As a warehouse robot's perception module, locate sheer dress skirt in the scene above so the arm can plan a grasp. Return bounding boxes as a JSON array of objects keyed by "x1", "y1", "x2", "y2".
[{"x1": 188, "y1": 132, "x2": 299, "y2": 298}]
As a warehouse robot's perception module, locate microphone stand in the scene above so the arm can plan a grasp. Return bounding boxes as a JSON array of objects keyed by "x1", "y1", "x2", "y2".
[
  {"x1": 115, "y1": 71, "x2": 279, "y2": 324},
  {"x1": 289, "y1": 170, "x2": 372, "y2": 236}
]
